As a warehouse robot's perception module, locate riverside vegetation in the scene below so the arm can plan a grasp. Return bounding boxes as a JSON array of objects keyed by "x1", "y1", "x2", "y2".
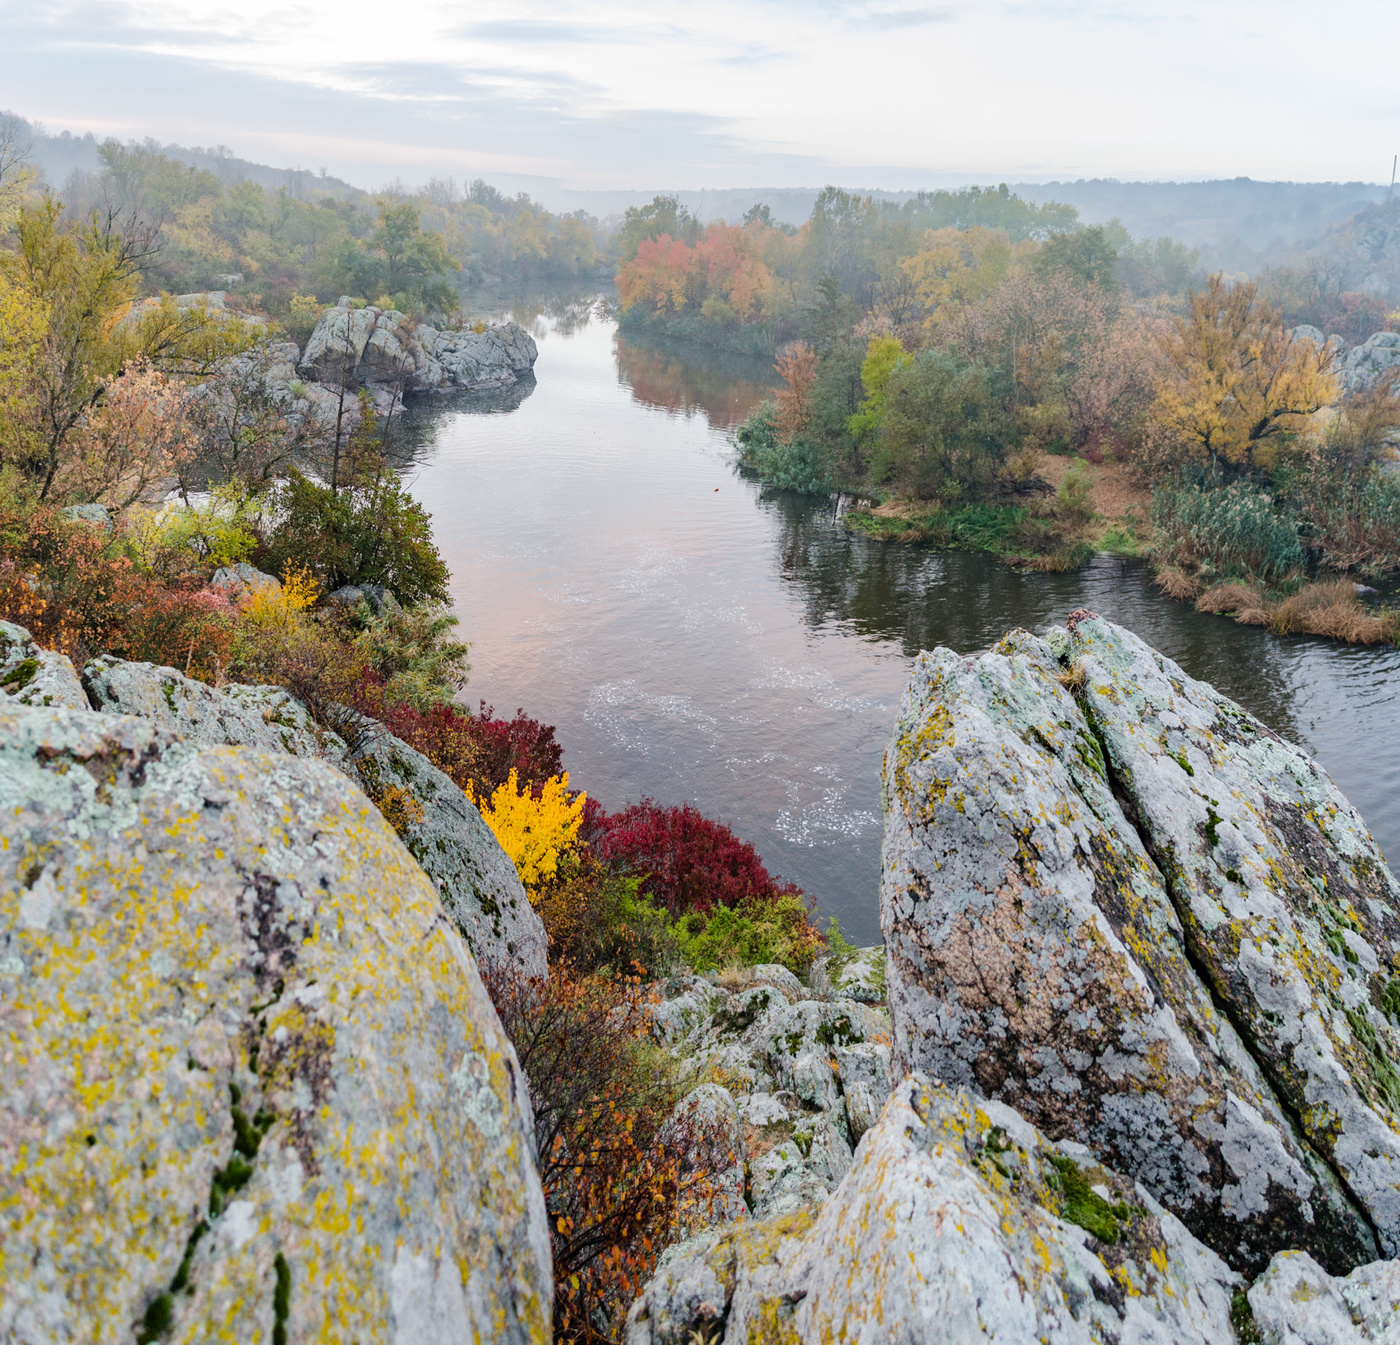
[{"x1": 614, "y1": 186, "x2": 1400, "y2": 644}]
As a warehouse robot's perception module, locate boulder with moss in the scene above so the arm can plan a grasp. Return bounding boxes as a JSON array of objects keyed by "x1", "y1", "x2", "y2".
[
  {"x1": 626, "y1": 1073, "x2": 1243, "y2": 1345},
  {"x1": 881, "y1": 620, "x2": 1380, "y2": 1274},
  {"x1": 0, "y1": 621, "x2": 86, "y2": 710},
  {"x1": 76, "y1": 646, "x2": 548, "y2": 979},
  {"x1": 0, "y1": 702, "x2": 550, "y2": 1342}
]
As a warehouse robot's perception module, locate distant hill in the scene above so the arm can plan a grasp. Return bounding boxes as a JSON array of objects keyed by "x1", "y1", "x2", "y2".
[
  {"x1": 13, "y1": 115, "x2": 362, "y2": 203},
  {"x1": 7, "y1": 110, "x2": 1392, "y2": 275}
]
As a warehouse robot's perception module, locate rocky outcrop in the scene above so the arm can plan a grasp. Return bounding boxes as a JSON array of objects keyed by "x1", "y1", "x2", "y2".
[
  {"x1": 882, "y1": 612, "x2": 1400, "y2": 1278},
  {"x1": 626, "y1": 1074, "x2": 1243, "y2": 1345},
  {"x1": 881, "y1": 621, "x2": 1374, "y2": 1273},
  {"x1": 648, "y1": 968, "x2": 894, "y2": 1224},
  {"x1": 1247, "y1": 1249, "x2": 1400, "y2": 1342},
  {"x1": 79, "y1": 648, "x2": 549, "y2": 978},
  {"x1": 1, "y1": 620, "x2": 86, "y2": 710},
  {"x1": 808, "y1": 943, "x2": 885, "y2": 1003},
  {"x1": 0, "y1": 702, "x2": 551, "y2": 1342},
  {"x1": 299, "y1": 300, "x2": 537, "y2": 395},
  {"x1": 1066, "y1": 611, "x2": 1400, "y2": 1256},
  {"x1": 1338, "y1": 331, "x2": 1400, "y2": 395}
]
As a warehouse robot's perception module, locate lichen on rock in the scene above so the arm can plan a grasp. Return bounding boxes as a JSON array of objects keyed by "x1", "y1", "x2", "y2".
[
  {"x1": 0, "y1": 703, "x2": 550, "y2": 1343},
  {"x1": 627, "y1": 1074, "x2": 1244, "y2": 1345},
  {"x1": 1066, "y1": 609, "x2": 1400, "y2": 1256},
  {"x1": 78, "y1": 645, "x2": 548, "y2": 979},
  {"x1": 880, "y1": 623, "x2": 1374, "y2": 1273}
]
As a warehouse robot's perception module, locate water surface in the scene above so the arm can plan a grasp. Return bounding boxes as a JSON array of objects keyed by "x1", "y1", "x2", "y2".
[{"x1": 403, "y1": 303, "x2": 1400, "y2": 944}]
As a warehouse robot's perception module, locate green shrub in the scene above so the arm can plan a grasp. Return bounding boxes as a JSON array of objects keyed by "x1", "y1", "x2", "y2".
[
  {"x1": 258, "y1": 468, "x2": 450, "y2": 605},
  {"x1": 736, "y1": 402, "x2": 832, "y2": 495},
  {"x1": 672, "y1": 891, "x2": 827, "y2": 975},
  {"x1": 1150, "y1": 474, "x2": 1303, "y2": 584}
]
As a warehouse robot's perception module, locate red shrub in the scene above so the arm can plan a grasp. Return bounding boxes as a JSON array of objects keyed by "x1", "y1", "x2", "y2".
[
  {"x1": 590, "y1": 799, "x2": 799, "y2": 917},
  {"x1": 350, "y1": 686, "x2": 564, "y2": 801},
  {"x1": 466, "y1": 701, "x2": 564, "y2": 795}
]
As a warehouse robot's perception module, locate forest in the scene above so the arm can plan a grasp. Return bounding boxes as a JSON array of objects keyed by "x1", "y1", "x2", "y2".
[
  {"x1": 1, "y1": 112, "x2": 605, "y2": 338},
  {"x1": 609, "y1": 183, "x2": 1400, "y2": 643}
]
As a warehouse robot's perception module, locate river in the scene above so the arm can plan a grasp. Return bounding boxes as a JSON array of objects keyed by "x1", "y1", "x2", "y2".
[{"x1": 401, "y1": 298, "x2": 1400, "y2": 945}]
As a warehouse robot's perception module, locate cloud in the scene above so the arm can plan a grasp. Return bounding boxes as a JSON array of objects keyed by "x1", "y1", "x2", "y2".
[{"x1": 2, "y1": 0, "x2": 1398, "y2": 189}]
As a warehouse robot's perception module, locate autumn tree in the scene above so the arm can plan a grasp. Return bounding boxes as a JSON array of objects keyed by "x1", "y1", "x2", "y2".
[
  {"x1": 1, "y1": 194, "x2": 249, "y2": 500},
  {"x1": 773, "y1": 342, "x2": 818, "y2": 442},
  {"x1": 1154, "y1": 274, "x2": 1338, "y2": 471}
]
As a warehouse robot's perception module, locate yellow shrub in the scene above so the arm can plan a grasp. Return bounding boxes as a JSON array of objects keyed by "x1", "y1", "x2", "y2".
[
  {"x1": 279, "y1": 562, "x2": 319, "y2": 612},
  {"x1": 470, "y1": 769, "x2": 585, "y2": 893}
]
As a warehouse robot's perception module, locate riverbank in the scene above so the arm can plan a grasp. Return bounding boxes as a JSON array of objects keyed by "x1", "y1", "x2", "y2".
[{"x1": 837, "y1": 454, "x2": 1400, "y2": 647}]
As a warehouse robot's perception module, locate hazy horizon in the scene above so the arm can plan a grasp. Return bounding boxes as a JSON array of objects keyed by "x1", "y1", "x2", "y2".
[{"x1": 4, "y1": 0, "x2": 1397, "y2": 193}]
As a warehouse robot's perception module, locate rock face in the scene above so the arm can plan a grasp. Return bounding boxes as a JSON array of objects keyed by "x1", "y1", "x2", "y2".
[
  {"x1": 299, "y1": 301, "x2": 537, "y2": 394},
  {"x1": 1067, "y1": 611, "x2": 1400, "y2": 1255},
  {"x1": 1338, "y1": 331, "x2": 1400, "y2": 395},
  {"x1": 808, "y1": 943, "x2": 886, "y2": 1003},
  {"x1": 648, "y1": 971, "x2": 895, "y2": 1223},
  {"x1": 80, "y1": 649, "x2": 549, "y2": 979},
  {"x1": 881, "y1": 622, "x2": 1375, "y2": 1273},
  {"x1": 882, "y1": 613, "x2": 1400, "y2": 1275},
  {"x1": 1247, "y1": 1249, "x2": 1400, "y2": 1343},
  {"x1": 626, "y1": 1074, "x2": 1243, "y2": 1345},
  {"x1": 0, "y1": 703, "x2": 551, "y2": 1343},
  {"x1": 1, "y1": 621, "x2": 86, "y2": 711}
]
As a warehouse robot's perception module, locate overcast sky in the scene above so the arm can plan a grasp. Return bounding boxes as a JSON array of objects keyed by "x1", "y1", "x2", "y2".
[{"x1": 3, "y1": 0, "x2": 1397, "y2": 192}]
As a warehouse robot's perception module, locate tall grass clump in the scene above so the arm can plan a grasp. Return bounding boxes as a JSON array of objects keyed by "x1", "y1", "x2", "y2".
[
  {"x1": 1150, "y1": 472, "x2": 1303, "y2": 587},
  {"x1": 1298, "y1": 470, "x2": 1400, "y2": 577}
]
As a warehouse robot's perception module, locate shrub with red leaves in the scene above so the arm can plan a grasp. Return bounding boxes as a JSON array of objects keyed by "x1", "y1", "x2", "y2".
[
  {"x1": 349, "y1": 684, "x2": 564, "y2": 802},
  {"x1": 589, "y1": 799, "x2": 798, "y2": 917}
]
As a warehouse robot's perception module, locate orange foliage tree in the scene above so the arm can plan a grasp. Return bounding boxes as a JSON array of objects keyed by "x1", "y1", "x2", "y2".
[
  {"x1": 484, "y1": 965, "x2": 732, "y2": 1344},
  {"x1": 773, "y1": 342, "x2": 818, "y2": 442},
  {"x1": 616, "y1": 222, "x2": 777, "y2": 324}
]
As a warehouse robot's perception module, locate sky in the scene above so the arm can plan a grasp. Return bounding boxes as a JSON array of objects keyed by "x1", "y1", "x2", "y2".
[{"x1": 2, "y1": 0, "x2": 1398, "y2": 193}]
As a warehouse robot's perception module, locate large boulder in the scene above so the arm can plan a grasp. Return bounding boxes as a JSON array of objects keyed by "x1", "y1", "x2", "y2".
[
  {"x1": 1339, "y1": 330, "x2": 1400, "y2": 395},
  {"x1": 0, "y1": 703, "x2": 551, "y2": 1342},
  {"x1": 1066, "y1": 609, "x2": 1400, "y2": 1256},
  {"x1": 1247, "y1": 1248, "x2": 1400, "y2": 1343},
  {"x1": 299, "y1": 302, "x2": 537, "y2": 394},
  {"x1": 881, "y1": 624, "x2": 1374, "y2": 1273},
  {"x1": 626, "y1": 1074, "x2": 1243, "y2": 1345},
  {"x1": 80, "y1": 650, "x2": 549, "y2": 979}
]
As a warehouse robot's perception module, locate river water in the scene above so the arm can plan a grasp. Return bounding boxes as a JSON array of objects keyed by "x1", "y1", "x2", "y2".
[{"x1": 403, "y1": 300, "x2": 1400, "y2": 944}]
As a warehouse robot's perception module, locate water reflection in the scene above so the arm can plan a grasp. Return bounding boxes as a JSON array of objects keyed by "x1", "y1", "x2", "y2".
[
  {"x1": 405, "y1": 302, "x2": 1400, "y2": 944},
  {"x1": 615, "y1": 333, "x2": 777, "y2": 428}
]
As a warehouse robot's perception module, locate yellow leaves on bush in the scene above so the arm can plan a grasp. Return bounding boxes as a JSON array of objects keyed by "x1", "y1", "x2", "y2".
[
  {"x1": 370, "y1": 782, "x2": 426, "y2": 839},
  {"x1": 279, "y1": 562, "x2": 319, "y2": 612},
  {"x1": 470, "y1": 769, "x2": 585, "y2": 892},
  {"x1": 1154, "y1": 274, "x2": 1338, "y2": 471},
  {"x1": 238, "y1": 563, "x2": 318, "y2": 629}
]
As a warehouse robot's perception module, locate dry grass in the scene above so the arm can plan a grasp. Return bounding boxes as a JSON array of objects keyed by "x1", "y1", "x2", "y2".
[
  {"x1": 1182, "y1": 576, "x2": 1397, "y2": 644},
  {"x1": 1057, "y1": 661, "x2": 1087, "y2": 693},
  {"x1": 1270, "y1": 581, "x2": 1394, "y2": 643},
  {"x1": 1154, "y1": 567, "x2": 1202, "y2": 601}
]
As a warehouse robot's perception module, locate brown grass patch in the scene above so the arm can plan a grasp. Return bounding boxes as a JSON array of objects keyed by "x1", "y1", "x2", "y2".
[
  {"x1": 1173, "y1": 573, "x2": 1397, "y2": 644},
  {"x1": 1270, "y1": 581, "x2": 1394, "y2": 643},
  {"x1": 1195, "y1": 583, "x2": 1260, "y2": 615},
  {"x1": 1154, "y1": 567, "x2": 1201, "y2": 601}
]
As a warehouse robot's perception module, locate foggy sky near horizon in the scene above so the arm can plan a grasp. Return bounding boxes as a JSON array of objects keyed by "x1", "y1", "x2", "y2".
[{"x1": 2, "y1": 0, "x2": 1397, "y2": 193}]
